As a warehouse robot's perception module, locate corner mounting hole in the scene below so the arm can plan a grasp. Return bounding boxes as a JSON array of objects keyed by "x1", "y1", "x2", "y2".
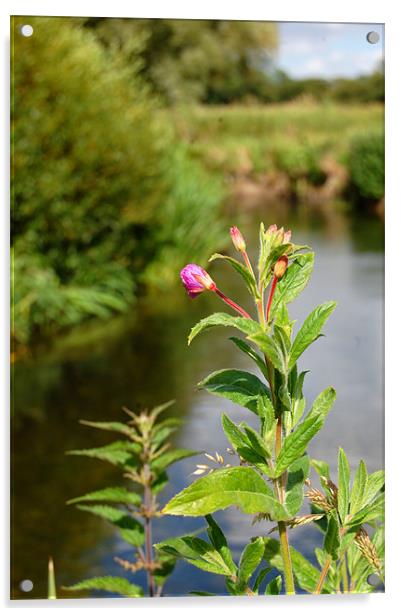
[
  {"x1": 366, "y1": 31, "x2": 380, "y2": 44},
  {"x1": 20, "y1": 24, "x2": 33, "y2": 37},
  {"x1": 20, "y1": 579, "x2": 33, "y2": 592}
]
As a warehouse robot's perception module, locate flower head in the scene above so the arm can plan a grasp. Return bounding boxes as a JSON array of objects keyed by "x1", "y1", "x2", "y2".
[
  {"x1": 266, "y1": 224, "x2": 292, "y2": 247},
  {"x1": 180, "y1": 264, "x2": 216, "y2": 299},
  {"x1": 230, "y1": 226, "x2": 246, "y2": 253},
  {"x1": 273, "y1": 255, "x2": 289, "y2": 280}
]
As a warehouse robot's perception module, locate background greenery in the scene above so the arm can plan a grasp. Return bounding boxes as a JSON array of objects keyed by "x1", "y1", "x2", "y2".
[{"x1": 11, "y1": 17, "x2": 384, "y2": 347}]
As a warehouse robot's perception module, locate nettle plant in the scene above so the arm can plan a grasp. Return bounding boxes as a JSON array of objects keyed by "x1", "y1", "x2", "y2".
[
  {"x1": 156, "y1": 224, "x2": 384, "y2": 595},
  {"x1": 64, "y1": 402, "x2": 196, "y2": 598}
]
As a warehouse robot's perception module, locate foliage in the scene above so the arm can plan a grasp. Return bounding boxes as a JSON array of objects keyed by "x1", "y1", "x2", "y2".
[
  {"x1": 84, "y1": 18, "x2": 278, "y2": 104},
  {"x1": 11, "y1": 16, "x2": 225, "y2": 344},
  {"x1": 64, "y1": 401, "x2": 196, "y2": 598},
  {"x1": 159, "y1": 222, "x2": 384, "y2": 595},
  {"x1": 347, "y1": 132, "x2": 385, "y2": 200}
]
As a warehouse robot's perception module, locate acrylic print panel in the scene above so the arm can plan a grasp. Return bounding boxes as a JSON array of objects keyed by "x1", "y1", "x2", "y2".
[{"x1": 11, "y1": 16, "x2": 384, "y2": 599}]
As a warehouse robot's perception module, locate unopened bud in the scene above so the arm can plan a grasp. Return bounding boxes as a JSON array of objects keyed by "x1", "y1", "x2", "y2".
[
  {"x1": 273, "y1": 255, "x2": 288, "y2": 279},
  {"x1": 230, "y1": 226, "x2": 246, "y2": 253}
]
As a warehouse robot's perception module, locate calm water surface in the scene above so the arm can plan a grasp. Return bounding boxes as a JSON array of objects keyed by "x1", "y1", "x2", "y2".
[{"x1": 11, "y1": 208, "x2": 384, "y2": 599}]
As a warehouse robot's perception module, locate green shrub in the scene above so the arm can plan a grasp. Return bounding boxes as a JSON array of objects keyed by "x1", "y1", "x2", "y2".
[
  {"x1": 273, "y1": 141, "x2": 326, "y2": 186},
  {"x1": 347, "y1": 132, "x2": 384, "y2": 200},
  {"x1": 11, "y1": 17, "x2": 225, "y2": 344}
]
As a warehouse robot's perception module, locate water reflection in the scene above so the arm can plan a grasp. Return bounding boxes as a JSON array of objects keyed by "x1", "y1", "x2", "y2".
[{"x1": 11, "y1": 207, "x2": 384, "y2": 598}]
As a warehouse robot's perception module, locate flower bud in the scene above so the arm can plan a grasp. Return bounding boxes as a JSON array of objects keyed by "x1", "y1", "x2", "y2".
[
  {"x1": 266, "y1": 224, "x2": 278, "y2": 235},
  {"x1": 180, "y1": 264, "x2": 216, "y2": 298},
  {"x1": 230, "y1": 226, "x2": 246, "y2": 253},
  {"x1": 283, "y1": 229, "x2": 292, "y2": 243},
  {"x1": 273, "y1": 255, "x2": 288, "y2": 279}
]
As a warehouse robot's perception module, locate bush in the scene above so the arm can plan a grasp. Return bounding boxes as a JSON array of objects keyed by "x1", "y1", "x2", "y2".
[
  {"x1": 11, "y1": 17, "x2": 225, "y2": 344},
  {"x1": 347, "y1": 133, "x2": 384, "y2": 200}
]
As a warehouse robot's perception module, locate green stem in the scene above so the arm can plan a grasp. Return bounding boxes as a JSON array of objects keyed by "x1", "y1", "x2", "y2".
[{"x1": 341, "y1": 556, "x2": 349, "y2": 593}]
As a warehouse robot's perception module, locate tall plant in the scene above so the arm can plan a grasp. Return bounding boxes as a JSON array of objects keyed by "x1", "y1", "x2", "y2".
[
  {"x1": 156, "y1": 224, "x2": 384, "y2": 595},
  {"x1": 65, "y1": 402, "x2": 196, "y2": 598}
]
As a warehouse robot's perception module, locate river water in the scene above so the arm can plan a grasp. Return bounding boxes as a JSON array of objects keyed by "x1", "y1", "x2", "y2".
[{"x1": 11, "y1": 206, "x2": 384, "y2": 599}]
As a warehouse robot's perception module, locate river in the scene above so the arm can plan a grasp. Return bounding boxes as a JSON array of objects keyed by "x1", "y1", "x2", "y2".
[{"x1": 11, "y1": 206, "x2": 384, "y2": 598}]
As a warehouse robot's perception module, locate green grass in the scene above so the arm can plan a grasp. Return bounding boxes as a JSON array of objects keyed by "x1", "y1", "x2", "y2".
[{"x1": 164, "y1": 102, "x2": 384, "y2": 178}]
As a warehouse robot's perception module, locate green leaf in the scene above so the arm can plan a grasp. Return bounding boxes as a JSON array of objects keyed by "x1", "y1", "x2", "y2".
[
  {"x1": 265, "y1": 575, "x2": 282, "y2": 595},
  {"x1": 153, "y1": 553, "x2": 176, "y2": 588},
  {"x1": 151, "y1": 418, "x2": 183, "y2": 448},
  {"x1": 66, "y1": 441, "x2": 140, "y2": 468},
  {"x1": 252, "y1": 567, "x2": 272, "y2": 593},
  {"x1": 199, "y1": 369, "x2": 270, "y2": 415},
  {"x1": 247, "y1": 330, "x2": 286, "y2": 373},
  {"x1": 63, "y1": 576, "x2": 143, "y2": 597},
  {"x1": 76, "y1": 504, "x2": 144, "y2": 546},
  {"x1": 205, "y1": 514, "x2": 237, "y2": 575},
  {"x1": 274, "y1": 415, "x2": 325, "y2": 477},
  {"x1": 350, "y1": 460, "x2": 368, "y2": 516},
  {"x1": 151, "y1": 448, "x2": 197, "y2": 472},
  {"x1": 270, "y1": 253, "x2": 315, "y2": 316},
  {"x1": 162, "y1": 466, "x2": 291, "y2": 520},
  {"x1": 349, "y1": 492, "x2": 384, "y2": 526},
  {"x1": 154, "y1": 536, "x2": 234, "y2": 576},
  {"x1": 324, "y1": 512, "x2": 340, "y2": 560},
  {"x1": 67, "y1": 487, "x2": 141, "y2": 507},
  {"x1": 311, "y1": 458, "x2": 330, "y2": 481},
  {"x1": 263, "y1": 538, "x2": 331, "y2": 593},
  {"x1": 238, "y1": 537, "x2": 265, "y2": 585},
  {"x1": 221, "y1": 414, "x2": 270, "y2": 471},
  {"x1": 288, "y1": 301, "x2": 337, "y2": 370},
  {"x1": 337, "y1": 448, "x2": 350, "y2": 524},
  {"x1": 188, "y1": 312, "x2": 260, "y2": 345},
  {"x1": 307, "y1": 387, "x2": 336, "y2": 421},
  {"x1": 79, "y1": 420, "x2": 135, "y2": 438},
  {"x1": 285, "y1": 455, "x2": 309, "y2": 516},
  {"x1": 151, "y1": 470, "x2": 169, "y2": 495},
  {"x1": 229, "y1": 336, "x2": 267, "y2": 376},
  {"x1": 209, "y1": 253, "x2": 258, "y2": 297},
  {"x1": 240, "y1": 422, "x2": 271, "y2": 459},
  {"x1": 359, "y1": 470, "x2": 385, "y2": 512}
]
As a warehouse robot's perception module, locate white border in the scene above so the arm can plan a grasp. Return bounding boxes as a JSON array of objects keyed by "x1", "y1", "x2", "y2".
[{"x1": 2, "y1": 1, "x2": 401, "y2": 614}]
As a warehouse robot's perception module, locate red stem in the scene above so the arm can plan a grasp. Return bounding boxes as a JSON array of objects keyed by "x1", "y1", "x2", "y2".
[
  {"x1": 215, "y1": 288, "x2": 251, "y2": 319},
  {"x1": 265, "y1": 276, "x2": 278, "y2": 323}
]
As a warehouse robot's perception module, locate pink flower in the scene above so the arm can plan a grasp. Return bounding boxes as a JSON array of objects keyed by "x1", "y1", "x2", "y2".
[
  {"x1": 230, "y1": 226, "x2": 246, "y2": 253},
  {"x1": 180, "y1": 264, "x2": 216, "y2": 299}
]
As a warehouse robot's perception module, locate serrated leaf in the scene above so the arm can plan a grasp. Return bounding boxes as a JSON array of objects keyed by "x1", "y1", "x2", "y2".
[
  {"x1": 151, "y1": 470, "x2": 169, "y2": 495},
  {"x1": 265, "y1": 575, "x2": 282, "y2": 595},
  {"x1": 350, "y1": 460, "x2": 368, "y2": 516},
  {"x1": 263, "y1": 538, "x2": 331, "y2": 593},
  {"x1": 209, "y1": 253, "x2": 259, "y2": 297},
  {"x1": 240, "y1": 422, "x2": 271, "y2": 459},
  {"x1": 307, "y1": 387, "x2": 336, "y2": 421},
  {"x1": 229, "y1": 336, "x2": 267, "y2": 376},
  {"x1": 337, "y1": 448, "x2": 350, "y2": 525},
  {"x1": 151, "y1": 448, "x2": 197, "y2": 472},
  {"x1": 67, "y1": 487, "x2": 141, "y2": 507},
  {"x1": 349, "y1": 492, "x2": 384, "y2": 526},
  {"x1": 66, "y1": 441, "x2": 140, "y2": 468},
  {"x1": 76, "y1": 504, "x2": 144, "y2": 546},
  {"x1": 205, "y1": 514, "x2": 237, "y2": 575},
  {"x1": 238, "y1": 538, "x2": 265, "y2": 584},
  {"x1": 162, "y1": 466, "x2": 291, "y2": 520},
  {"x1": 153, "y1": 553, "x2": 176, "y2": 587},
  {"x1": 270, "y1": 253, "x2": 315, "y2": 316},
  {"x1": 324, "y1": 512, "x2": 340, "y2": 560},
  {"x1": 199, "y1": 369, "x2": 270, "y2": 415},
  {"x1": 188, "y1": 312, "x2": 260, "y2": 345},
  {"x1": 274, "y1": 415, "x2": 325, "y2": 477},
  {"x1": 154, "y1": 536, "x2": 234, "y2": 576},
  {"x1": 221, "y1": 414, "x2": 271, "y2": 472},
  {"x1": 288, "y1": 301, "x2": 337, "y2": 370},
  {"x1": 79, "y1": 420, "x2": 135, "y2": 438},
  {"x1": 285, "y1": 455, "x2": 309, "y2": 516},
  {"x1": 247, "y1": 330, "x2": 286, "y2": 373},
  {"x1": 151, "y1": 418, "x2": 183, "y2": 448},
  {"x1": 64, "y1": 576, "x2": 143, "y2": 597},
  {"x1": 359, "y1": 470, "x2": 385, "y2": 512}
]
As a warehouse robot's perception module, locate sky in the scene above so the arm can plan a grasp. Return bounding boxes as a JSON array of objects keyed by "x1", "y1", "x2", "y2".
[{"x1": 276, "y1": 22, "x2": 384, "y2": 79}]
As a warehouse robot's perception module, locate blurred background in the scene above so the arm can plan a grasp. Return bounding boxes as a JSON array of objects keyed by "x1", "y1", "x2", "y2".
[{"x1": 11, "y1": 17, "x2": 384, "y2": 598}]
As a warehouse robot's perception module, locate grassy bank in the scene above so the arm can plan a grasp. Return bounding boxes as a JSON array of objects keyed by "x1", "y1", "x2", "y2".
[{"x1": 166, "y1": 103, "x2": 384, "y2": 206}]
